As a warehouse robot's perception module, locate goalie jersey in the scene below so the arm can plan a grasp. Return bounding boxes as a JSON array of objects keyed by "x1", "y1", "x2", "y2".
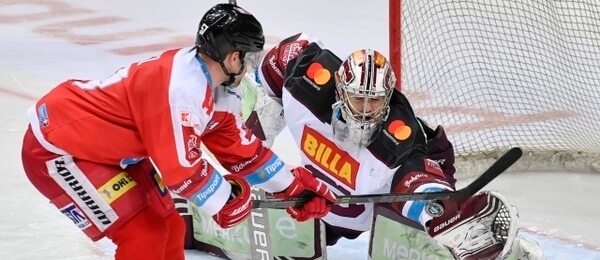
[{"x1": 253, "y1": 33, "x2": 431, "y2": 232}]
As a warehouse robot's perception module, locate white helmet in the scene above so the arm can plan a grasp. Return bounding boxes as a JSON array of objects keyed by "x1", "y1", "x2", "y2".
[{"x1": 332, "y1": 49, "x2": 396, "y2": 149}]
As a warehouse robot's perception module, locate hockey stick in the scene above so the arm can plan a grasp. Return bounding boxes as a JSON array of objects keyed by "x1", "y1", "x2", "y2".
[
  {"x1": 247, "y1": 186, "x2": 274, "y2": 260},
  {"x1": 252, "y1": 147, "x2": 522, "y2": 209}
]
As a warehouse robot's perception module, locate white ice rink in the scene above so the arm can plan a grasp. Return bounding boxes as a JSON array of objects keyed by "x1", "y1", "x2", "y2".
[{"x1": 1, "y1": 1, "x2": 600, "y2": 259}]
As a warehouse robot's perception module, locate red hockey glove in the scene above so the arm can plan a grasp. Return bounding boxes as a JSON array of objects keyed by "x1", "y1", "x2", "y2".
[
  {"x1": 274, "y1": 167, "x2": 337, "y2": 222},
  {"x1": 212, "y1": 174, "x2": 252, "y2": 229}
]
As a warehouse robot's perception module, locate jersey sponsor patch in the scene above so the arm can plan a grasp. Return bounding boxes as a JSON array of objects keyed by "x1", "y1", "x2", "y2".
[
  {"x1": 301, "y1": 126, "x2": 359, "y2": 189},
  {"x1": 189, "y1": 171, "x2": 223, "y2": 207},
  {"x1": 230, "y1": 154, "x2": 260, "y2": 173},
  {"x1": 180, "y1": 111, "x2": 192, "y2": 125},
  {"x1": 97, "y1": 171, "x2": 138, "y2": 203},
  {"x1": 60, "y1": 203, "x2": 92, "y2": 230},
  {"x1": 179, "y1": 110, "x2": 204, "y2": 135},
  {"x1": 244, "y1": 155, "x2": 285, "y2": 185},
  {"x1": 306, "y1": 62, "x2": 332, "y2": 86},
  {"x1": 38, "y1": 103, "x2": 49, "y2": 128},
  {"x1": 405, "y1": 186, "x2": 443, "y2": 223},
  {"x1": 150, "y1": 168, "x2": 169, "y2": 196},
  {"x1": 387, "y1": 120, "x2": 412, "y2": 141},
  {"x1": 282, "y1": 41, "x2": 305, "y2": 67}
]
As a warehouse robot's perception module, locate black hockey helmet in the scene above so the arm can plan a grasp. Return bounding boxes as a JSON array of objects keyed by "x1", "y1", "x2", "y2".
[{"x1": 195, "y1": 4, "x2": 265, "y2": 62}]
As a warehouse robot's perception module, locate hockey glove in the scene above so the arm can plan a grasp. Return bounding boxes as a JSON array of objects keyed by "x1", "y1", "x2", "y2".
[
  {"x1": 427, "y1": 191, "x2": 519, "y2": 260},
  {"x1": 274, "y1": 167, "x2": 337, "y2": 222},
  {"x1": 212, "y1": 174, "x2": 252, "y2": 229}
]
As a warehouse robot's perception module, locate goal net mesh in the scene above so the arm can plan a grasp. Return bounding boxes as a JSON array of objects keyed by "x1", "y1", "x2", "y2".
[{"x1": 398, "y1": 0, "x2": 600, "y2": 175}]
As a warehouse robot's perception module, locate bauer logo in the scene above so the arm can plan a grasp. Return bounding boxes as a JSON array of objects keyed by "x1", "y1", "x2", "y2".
[
  {"x1": 301, "y1": 125, "x2": 359, "y2": 189},
  {"x1": 306, "y1": 62, "x2": 332, "y2": 86},
  {"x1": 387, "y1": 120, "x2": 412, "y2": 141},
  {"x1": 60, "y1": 203, "x2": 92, "y2": 230}
]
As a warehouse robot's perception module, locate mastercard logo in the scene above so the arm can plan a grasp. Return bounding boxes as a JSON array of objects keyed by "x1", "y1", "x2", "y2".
[
  {"x1": 388, "y1": 120, "x2": 412, "y2": 140},
  {"x1": 306, "y1": 62, "x2": 331, "y2": 86}
]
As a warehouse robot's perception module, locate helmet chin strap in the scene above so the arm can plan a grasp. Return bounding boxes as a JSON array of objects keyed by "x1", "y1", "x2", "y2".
[{"x1": 219, "y1": 61, "x2": 245, "y2": 86}]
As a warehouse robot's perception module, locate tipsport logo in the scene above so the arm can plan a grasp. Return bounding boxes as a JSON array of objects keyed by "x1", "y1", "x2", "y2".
[
  {"x1": 306, "y1": 62, "x2": 331, "y2": 86},
  {"x1": 388, "y1": 120, "x2": 412, "y2": 140}
]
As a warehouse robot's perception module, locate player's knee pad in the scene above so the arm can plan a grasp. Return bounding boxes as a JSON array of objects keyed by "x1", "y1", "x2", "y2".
[{"x1": 46, "y1": 155, "x2": 150, "y2": 241}]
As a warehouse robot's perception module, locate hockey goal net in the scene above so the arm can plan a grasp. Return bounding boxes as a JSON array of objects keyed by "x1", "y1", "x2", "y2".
[{"x1": 390, "y1": 0, "x2": 600, "y2": 176}]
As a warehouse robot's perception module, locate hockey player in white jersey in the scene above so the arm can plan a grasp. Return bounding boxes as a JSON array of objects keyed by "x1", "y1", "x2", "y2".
[{"x1": 241, "y1": 33, "x2": 543, "y2": 259}]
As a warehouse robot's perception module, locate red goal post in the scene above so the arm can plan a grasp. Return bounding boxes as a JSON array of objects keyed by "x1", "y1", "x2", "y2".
[{"x1": 389, "y1": 0, "x2": 600, "y2": 176}]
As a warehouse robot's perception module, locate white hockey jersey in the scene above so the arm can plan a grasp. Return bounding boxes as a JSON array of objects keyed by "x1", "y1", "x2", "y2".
[{"x1": 253, "y1": 33, "x2": 430, "y2": 231}]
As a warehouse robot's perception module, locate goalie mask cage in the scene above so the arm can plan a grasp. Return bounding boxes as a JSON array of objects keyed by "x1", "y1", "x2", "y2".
[{"x1": 389, "y1": 0, "x2": 600, "y2": 176}]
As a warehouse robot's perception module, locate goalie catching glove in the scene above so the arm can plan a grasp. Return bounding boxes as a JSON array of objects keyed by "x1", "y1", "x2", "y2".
[
  {"x1": 390, "y1": 157, "x2": 519, "y2": 259},
  {"x1": 274, "y1": 167, "x2": 337, "y2": 222},
  {"x1": 427, "y1": 191, "x2": 519, "y2": 260}
]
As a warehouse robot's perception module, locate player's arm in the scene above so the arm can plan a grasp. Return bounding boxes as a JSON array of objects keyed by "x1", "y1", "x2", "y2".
[
  {"x1": 142, "y1": 111, "x2": 249, "y2": 229},
  {"x1": 257, "y1": 32, "x2": 325, "y2": 100},
  {"x1": 203, "y1": 111, "x2": 336, "y2": 222},
  {"x1": 242, "y1": 33, "x2": 326, "y2": 146},
  {"x1": 418, "y1": 117, "x2": 457, "y2": 187}
]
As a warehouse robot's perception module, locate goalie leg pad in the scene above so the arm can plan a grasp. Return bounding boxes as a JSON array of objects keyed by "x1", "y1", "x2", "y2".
[{"x1": 428, "y1": 191, "x2": 519, "y2": 260}]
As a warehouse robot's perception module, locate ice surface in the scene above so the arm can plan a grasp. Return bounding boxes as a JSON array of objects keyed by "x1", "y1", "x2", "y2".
[{"x1": 1, "y1": 1, "x2": 599, "y2": 259}]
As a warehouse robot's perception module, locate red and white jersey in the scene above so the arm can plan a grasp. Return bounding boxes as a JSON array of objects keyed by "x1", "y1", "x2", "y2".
[{"x1": 27, "y1": 47, "x2": 293, "y2": 216}]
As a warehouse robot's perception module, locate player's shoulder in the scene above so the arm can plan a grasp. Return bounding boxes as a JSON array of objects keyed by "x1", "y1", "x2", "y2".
[
  {"x1": 283, "y1": 41, "x2": 341, "y2": 97},
  {"x1": 368, "y1": 90, "x2": 427, "y2": 168},
  {"x1": 282, "y1": 42, "x2": 341, "y2": 122}
]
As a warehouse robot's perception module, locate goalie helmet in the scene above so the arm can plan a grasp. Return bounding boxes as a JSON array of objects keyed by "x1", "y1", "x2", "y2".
[
  {"x1": 195, "y1": 4, "x2": 265, "y2": 63},
  {"x1": 332, "y1": 49, "x2": 396, "y2": 149}
]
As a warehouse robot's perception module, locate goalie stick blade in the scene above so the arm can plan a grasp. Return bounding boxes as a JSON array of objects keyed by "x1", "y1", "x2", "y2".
[{"x1": 251, "y1": 147, "x2": 523, "y2": 209}]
